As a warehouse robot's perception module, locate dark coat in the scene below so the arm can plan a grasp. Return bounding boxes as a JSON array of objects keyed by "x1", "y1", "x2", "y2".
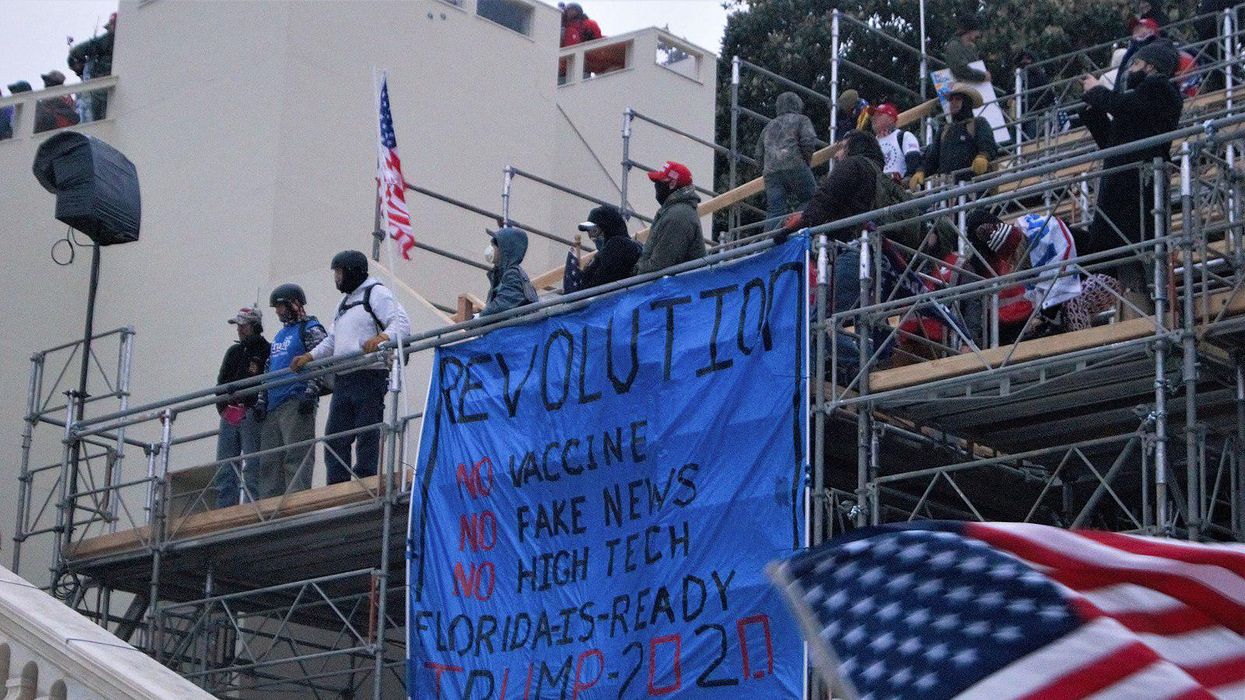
[
  {"x1": 483, "y1": 227, "x2": 539, "y2": 316},
  {"x1": 1083, "y1": 74, "x2": 1183, "y2": 250},
  {"x1": 581, "y1": 235, "x2": 641, "y2": 290},
  {"x1": 216, "y1": 334, "x2": 271, "y2": 413},
  {"x1": 68, "y1": 31, "x2": 115, "y2": 78},
  {"x1": 800, "y1": 156, "x2": 881, "y2": 242},
  {"x1": 635, "y1": 185, "x2": 705, "y2": 274}
]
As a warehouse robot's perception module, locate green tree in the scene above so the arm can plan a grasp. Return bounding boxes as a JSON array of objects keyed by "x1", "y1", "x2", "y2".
[{"x1": 712, "y1": 0, "x2": 1147, "y2": 231}]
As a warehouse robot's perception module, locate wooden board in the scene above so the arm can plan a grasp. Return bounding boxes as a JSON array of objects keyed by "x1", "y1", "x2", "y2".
[
  {"x1": 67, "y1": 474, "x2": 395, "y2": 561},
  {"x1": 869, "y1": 287, "x2": 1245, "y2": 393}
]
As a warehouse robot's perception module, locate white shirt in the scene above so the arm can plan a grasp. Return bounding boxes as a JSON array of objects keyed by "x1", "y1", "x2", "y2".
[
  {"x1": 876, "y1": 129, "x2": 921, "y2": 177},
  {"x1": 309, "y1": 277, "x2": 411, "y2": 367}
]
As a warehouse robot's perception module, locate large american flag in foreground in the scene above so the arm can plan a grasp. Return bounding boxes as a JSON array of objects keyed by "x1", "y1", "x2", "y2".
[
  {"x1": 769, "y1": 522, "x2": 1245, "y2": 699},
  {"x1": 377, "y1": 76, "x2": 415, "y2": 260}
]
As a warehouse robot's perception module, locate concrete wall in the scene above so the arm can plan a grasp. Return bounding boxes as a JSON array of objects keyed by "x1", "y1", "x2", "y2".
[{"x1": 0, "y1": 0, "x2": 716, "y2": 632}]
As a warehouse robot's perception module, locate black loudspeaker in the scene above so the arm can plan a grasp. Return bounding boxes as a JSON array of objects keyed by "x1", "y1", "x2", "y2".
[{"x1": 33, "y1": 132, "x2": 140, "y2": 246}]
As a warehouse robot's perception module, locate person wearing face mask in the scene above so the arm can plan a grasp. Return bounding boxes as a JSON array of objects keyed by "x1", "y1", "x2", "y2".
[
  {"x1": 289, "y1": 250, "x2": 409, "y2": 485},
  {"x1": 481, "y1": 227, "x2": 539, "y2": 316},
  {"x1": 1114, "y1": 18, "x2": 1166, "y2": 93},
  {"x1": 635, "y1": 161, "x2": 705, "y2": 275},
  {"x1": 254, "y1": 284, "x2": 326, "y2": 498},
  {"x1": 578, "y1": 204, "x2": 641, "y2": 290},
  {"x1": 1079, "y1": 44, "x2": 1182, "y2": 308}
]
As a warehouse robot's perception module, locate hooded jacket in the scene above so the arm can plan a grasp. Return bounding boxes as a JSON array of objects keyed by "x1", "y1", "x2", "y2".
[
  {"x1": 483, "y1": 227, "x2": 538, "y2": 316},
  {"x1": 1114, "y1": 34, "x2": 1165, "y2": 93},
  {"x1": 580, "y1": 207, "x2": 641, "y2": 289},
  {"x1": 635, "y1": 185, "x2": 706, "y2": 275},
  {"x1": 216, "y1": 333, "x2": 271, "y2": 413},
  {"x1": 757, "y1": 92, "x2": 818, "y2": 175},
  {"x1": 921, "y1": 99, "x2": 998, "y2": 177},
  {"x1": 944, "y1": 36, "x2": 989, "y2": 83}
]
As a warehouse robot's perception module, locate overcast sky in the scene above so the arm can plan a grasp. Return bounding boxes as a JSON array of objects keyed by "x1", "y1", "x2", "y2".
[{"x1": 1, "y1": 0, "x2": 732, "y2": 93}]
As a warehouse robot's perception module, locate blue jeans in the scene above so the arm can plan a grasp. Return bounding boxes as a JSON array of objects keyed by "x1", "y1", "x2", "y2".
[
  {"x1": 324, "y1": 370, "x2": 388, "y2": 485},
  {"x1": 764, "y1": 166, "x2": 817, "y2": 223},
  {"x1": 827, "y1": 249, "x2": 895, "y2": 374},
  {"x1": 211, "y1": 409, "x2": 261, "y2": 508}
]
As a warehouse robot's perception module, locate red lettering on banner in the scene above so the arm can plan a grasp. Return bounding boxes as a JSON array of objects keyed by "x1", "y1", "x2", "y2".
[
  {"x1": 424, "y1": 661, "x2": 463, "y2": 695},
  {"x1": 737, "y1": 614, "x2": 774, "y2": 680},
  {"x1": 456, "y1": 457, "x2": 494, "y2": 498},
  {"x1": 572, "y1": 649, "x2": 604, "y2": 698},
  {"x1": 458, "y1": 510, "x2": 498, "y2": 552},
  {"x1": 451, "y1": 561, "x2": 496, "y2": 601},
  {"x1": 648, "y1": 634, "x2": 683, "y2": 695}
]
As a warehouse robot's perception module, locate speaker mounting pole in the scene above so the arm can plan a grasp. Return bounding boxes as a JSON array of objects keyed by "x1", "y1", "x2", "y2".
[{"x1": 64, "y1": 243, "x2": 101, "y2": 559}]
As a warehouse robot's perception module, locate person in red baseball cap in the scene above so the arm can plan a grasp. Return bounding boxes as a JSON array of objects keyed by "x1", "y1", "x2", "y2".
[
  {"x1": 635, "y1": 161, "x2": 705, "y2": 274},
  {"x1": 1115, "y1": 16, "x2": 1166, "y2": 93},
  {"x1": 870, "y1": 102, "x2": 921, "y2": 181}
]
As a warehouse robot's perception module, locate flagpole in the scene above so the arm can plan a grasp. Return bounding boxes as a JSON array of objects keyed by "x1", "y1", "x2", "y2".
[{"x1": 371, "y1": 67, "x2": 414, "y2": 497}]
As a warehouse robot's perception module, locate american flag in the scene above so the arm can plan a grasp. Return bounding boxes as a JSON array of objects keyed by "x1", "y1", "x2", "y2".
[
  {"x1": 770, "y1": 522, "x2": 1245, "y2": 699},
  {"x1": 562, "y1": 247, "x2": 583, "y2": 294},
  {"x1": 377, "y1": 76, "x2": 415, "y2": 260}
]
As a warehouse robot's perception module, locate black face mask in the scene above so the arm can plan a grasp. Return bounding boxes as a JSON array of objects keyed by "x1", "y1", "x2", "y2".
[
  {"x1": 1126, "y1": 70, "x2": 1146, "y2": 90},
  {"x1": 335, "y1": 267, "x2": 368, "y2": 293},
  {"x1": 654, "y1": 181, "x2": 673, "y2": 205}
]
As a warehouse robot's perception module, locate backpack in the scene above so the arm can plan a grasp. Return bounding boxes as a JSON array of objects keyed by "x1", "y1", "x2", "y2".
[
  {"x1": 336, "y1": 283, "x2": 384, "y2": 333},
  {"x1": 871, "y1": 165, "x2": 923, "y2": 250}
]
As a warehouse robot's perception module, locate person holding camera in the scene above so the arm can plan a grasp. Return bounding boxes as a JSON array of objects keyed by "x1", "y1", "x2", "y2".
[{"x1": 578, "y1": 205, "x2": 641, "y2": 290}]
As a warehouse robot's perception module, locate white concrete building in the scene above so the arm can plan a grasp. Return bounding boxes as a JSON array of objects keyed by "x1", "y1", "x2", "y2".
[{"x1": 0, "y1": 0, "x2": 716, "y2": 609}]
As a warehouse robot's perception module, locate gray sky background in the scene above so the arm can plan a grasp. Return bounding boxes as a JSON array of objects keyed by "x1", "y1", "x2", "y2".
[{"x1": 1, "y1": 0, "x2": 732, "y2": 93}]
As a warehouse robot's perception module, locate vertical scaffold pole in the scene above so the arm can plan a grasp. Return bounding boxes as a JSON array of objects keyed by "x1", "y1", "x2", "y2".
[
  {"x1": 730, "y1": 57, "x2": 741, "y2": 236},
  {"x1": 109, "y1": 328, "x2": 135, "y2": 534},
  {"x1": 1234, "y1": 355, "x2": 1244, "y2": 537},
  {"x1": 1225, "y1": 10, "x2": 1235, "y2": 116},
  {"x1": 813, "y1": 234, "x2": 828, "y2": 543},
  {"x1": 1179, "y1": 144, "x2": 1201, "y2": 541},
  {"x1": 830, "y1": 11, "x2": 840, "y2": 144},
  {"x1": 1013, "y1": 67, "x2": 1025, "y2": 158},
  {"x1": 373, "y1": 353, "x2": 402, "y2": 699},
  {"x1": 52, "y1": 395, "x2": 77, "y2": 586},
  {"x1": 12, "y1": 351, "x2": 44, "y2": 575},
  {"x1": 148, "y1": 409, "x2": 174, "y2": 662},
  {"x1": 1152, "y1": 157, "x2": 1172, "y2": 535},
  {"x1": 621, "y1": 108, "x2": 633, "y2": 214},
  {"x1": 855, "y1": 230, "x2": 872, "y2": 528},
  {"x1": 501, "y1": 167, "x2": 514, "y2": 226},
  {"x1": 918, "y1": 0, "x2": 928, "y2": 100}
]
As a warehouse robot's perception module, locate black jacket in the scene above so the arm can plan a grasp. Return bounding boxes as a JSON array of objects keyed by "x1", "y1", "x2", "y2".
[
  {"x1": 216, "y1": 334, "x2": 270, "y2": 413},
  {"x1": 1083, "y1": 74, "x2": 1183, "y2": 249},
  {"x1": 800, "y1": 156, "x2": 881, "y2": 241},
  {"x1": 581, "y1": 235, "x2": 641, "y2": 289}
]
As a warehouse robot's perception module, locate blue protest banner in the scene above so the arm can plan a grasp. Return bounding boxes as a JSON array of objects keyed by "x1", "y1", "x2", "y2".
[{"x1": 408, "y1": 238, "x2": 808, "y2": 698}]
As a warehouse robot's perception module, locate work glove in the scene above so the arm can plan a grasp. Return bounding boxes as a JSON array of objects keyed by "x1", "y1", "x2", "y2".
[
  {"x1": 971, "y1": 155, "x2": 989, "y2": 176},
  {"x1": 909, "y1": 170, "x2": 925, "y2": 192}
]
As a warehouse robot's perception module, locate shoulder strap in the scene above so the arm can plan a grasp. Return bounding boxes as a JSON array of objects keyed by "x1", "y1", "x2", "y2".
[{"x1": 335, "y1": 283, "x2": 384, "y2": 333}]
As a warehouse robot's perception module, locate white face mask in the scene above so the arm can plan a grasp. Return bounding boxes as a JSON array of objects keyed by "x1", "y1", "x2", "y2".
[{"x1": 484, "y1": 243, "x2": 496, "y2": 265}]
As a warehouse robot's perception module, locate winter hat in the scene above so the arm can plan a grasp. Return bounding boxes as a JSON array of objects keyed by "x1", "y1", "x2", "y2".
[
  {"x1": 957, "y1": 15, "x2": 982, "y2": 35},
  {"x1": 966, "y1": 210, "x2": 1016, "y2": 253},
  {"x1": 648, "y1": 161, "x2": 693, "y2": 189},
  {"x1": 586, "y1": 204, "x2": 628, "y2": 239},
  {"x1": 836, "y1": 89, "x2": 860, "y2": 112},
  {"x1": 7, "y1": 81, "x2": 32, "y2": 93},
  {"x1": 40, "y1": 70, "x2": 66, "y2": 87},
  {"x1": 965, "y1": 209, "x2": 1001, "y2": 236},
  {"x1": 1134, "y1": 43, "x2": 1178, "y2": 77}
]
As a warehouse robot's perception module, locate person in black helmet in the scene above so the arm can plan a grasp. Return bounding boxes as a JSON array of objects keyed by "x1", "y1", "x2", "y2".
[
  {"x1": 290, "y1": 251, "x2": 410, "y2": 485},
  {"x1": 254, "y1": 284, "x2": 326, "y2": 499}
]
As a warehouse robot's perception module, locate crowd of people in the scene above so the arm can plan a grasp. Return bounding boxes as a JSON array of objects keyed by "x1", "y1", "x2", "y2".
[
  {"x1": 1, "y1": 12, "x2": 115, "y2": 140},
  {"x1": 211, "y1": 251, "x2": 410, "y2": 508}
]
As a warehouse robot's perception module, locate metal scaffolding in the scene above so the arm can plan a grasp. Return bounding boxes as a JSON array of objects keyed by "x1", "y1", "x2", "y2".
[{"x1": 10, "y1": 8, "x2": 1245, "y2": 698}]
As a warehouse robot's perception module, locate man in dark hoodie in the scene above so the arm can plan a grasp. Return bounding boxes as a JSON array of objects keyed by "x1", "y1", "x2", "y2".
[
  {"x1": 757, "y1": 91, "x2": 819, "y2": 222},
  {"x1": 211, "y1": 307, "x2": 270, "y2": 508},
  {"x1": 482, "y1": 227, "x2": 539, "y2": 315},
  {"x1": 1114, "y1": 18, "x2": 1166, "y2": 93},
  {"x1": 910, "y1": 84, "x2": 997, "y2": 190},
  {"x1": 579, "y1": 204, "x2": 641, "y2": 289},
  {"x1": 636, "y1": 161, "x2": 705, "y2": 275},
  {"x1": 1080, "y1": 42, "x2": 1183, "y2": 302}
]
